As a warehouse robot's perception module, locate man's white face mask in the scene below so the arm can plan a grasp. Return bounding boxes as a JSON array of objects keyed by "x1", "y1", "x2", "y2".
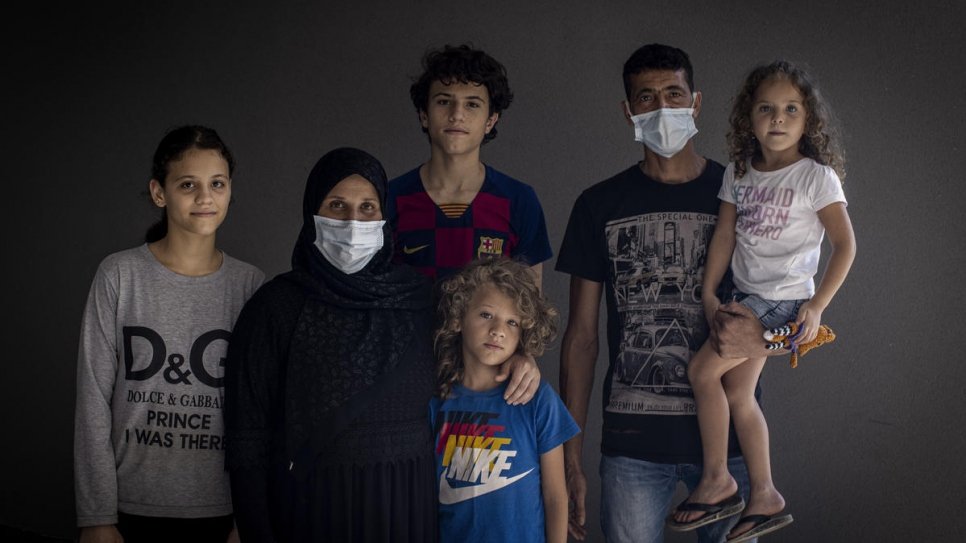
[{"x1": 629, "y1": 94, "x2": 698, "y2": 158}]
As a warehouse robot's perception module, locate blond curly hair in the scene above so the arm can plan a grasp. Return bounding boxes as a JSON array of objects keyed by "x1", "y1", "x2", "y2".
[
  {"x1": 434, "y1": 258, "x2": 558, "y2": 399},
  {"x1": 727, "y1": 60, "x2": 845, "y2": 180}
]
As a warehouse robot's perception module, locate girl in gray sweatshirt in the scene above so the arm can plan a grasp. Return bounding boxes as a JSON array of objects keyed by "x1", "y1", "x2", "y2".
[{"x1": 74, "y1": 126, "x2": 263, "y2": 542}]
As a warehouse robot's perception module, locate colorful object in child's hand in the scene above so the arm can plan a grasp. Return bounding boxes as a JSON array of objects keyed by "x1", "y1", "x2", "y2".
[{"x1": 763, "y1": 322, "x2": 836, "y2": 368}]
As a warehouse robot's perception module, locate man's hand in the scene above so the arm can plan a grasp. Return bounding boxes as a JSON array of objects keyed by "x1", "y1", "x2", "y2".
[
  {"x1": 565, "y1": 461, "x2": 588, "y2": 540},
  {"x1": 710, "y1": 301, "x2": 782, "y2": 358},
  {"x1": 702, "y1": 294, "x2": 721, "y2": 327},
  {"x1": 495, "y1": 352, "x2": 540, "y2": 405}
]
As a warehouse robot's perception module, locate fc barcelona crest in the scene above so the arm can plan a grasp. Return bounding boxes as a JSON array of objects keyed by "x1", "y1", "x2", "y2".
[{"x1": 477, "y1": 236, "x2": 505, "y2": 258}]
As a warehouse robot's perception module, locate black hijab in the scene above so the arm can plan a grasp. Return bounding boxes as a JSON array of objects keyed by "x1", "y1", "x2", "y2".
[
  {"x1": 279, "y1": 148, "x2": 432, "y2": 457},
  {"x1": 288, "y1": 147, "x2": 429, "y2": 309}
]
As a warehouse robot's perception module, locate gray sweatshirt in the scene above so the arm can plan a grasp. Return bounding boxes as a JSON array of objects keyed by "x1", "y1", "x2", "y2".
[{"x1": 74, "y1": 244, "x2": 264, "y2": 526}]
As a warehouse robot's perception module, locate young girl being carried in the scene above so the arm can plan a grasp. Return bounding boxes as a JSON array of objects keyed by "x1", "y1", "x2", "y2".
[
  {"x1": 431, "y1": 258, "x2": 579, "y2": 542},
  {"x1": 75, "y1": 126, "x2": 264, "y2": 543},
  {"x1": 669, "y1": 61, "x2": 856, "y2": 542}
]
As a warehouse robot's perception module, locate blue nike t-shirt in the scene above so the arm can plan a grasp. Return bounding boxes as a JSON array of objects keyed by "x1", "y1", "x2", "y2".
[{"x1": 429, "y1": 381, "x2": 579, "y2": 541}]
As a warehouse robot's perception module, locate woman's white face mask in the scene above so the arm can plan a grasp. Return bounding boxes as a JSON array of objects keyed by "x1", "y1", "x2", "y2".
[
  {"x1": 629, "y1": 94, "x2": 699, "y2": 158},
  {"x1": 313, "y1": 215, "x2": 386, "y2": 274}
]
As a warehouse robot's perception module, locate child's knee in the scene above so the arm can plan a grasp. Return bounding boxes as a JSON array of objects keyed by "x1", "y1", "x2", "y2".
[
  {"x1": 686, "y1": 360, "x2": 701, "y2": 384},
  {"x1": 689, "y1": 341, "x2": 731, "y2": 383},
  {"x1": 687, "y1": 354, "x2": 714, "y2": 386},
  {"x1": 724, "y1": 386, "x2": 756, "y2": 411}
]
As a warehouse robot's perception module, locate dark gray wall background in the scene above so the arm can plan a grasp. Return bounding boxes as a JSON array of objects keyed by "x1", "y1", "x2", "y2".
[{"x1": 4, "y1": 1, "x2": 964, "y2": 541}]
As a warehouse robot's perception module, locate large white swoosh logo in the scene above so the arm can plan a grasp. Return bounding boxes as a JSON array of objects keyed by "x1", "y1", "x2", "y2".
[{"x1": 439, "y1": 469, "x2": 533, "y2": 504}]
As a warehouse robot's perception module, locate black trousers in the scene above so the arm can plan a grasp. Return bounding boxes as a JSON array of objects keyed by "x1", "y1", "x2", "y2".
[{"x1": 117, "y1": 512, "x2": 233, "y2": 543}]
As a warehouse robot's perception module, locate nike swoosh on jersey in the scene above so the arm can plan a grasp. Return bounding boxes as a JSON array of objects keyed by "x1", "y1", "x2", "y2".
[
  {"x1": 402, "y1": 244, "x2": 429, "y2": 254},
  {"x1": 438, "y1": 469, "x2": 533, "y2": 504}
]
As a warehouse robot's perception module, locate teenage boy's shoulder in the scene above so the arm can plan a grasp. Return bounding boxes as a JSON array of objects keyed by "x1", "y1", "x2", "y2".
[
  {"x1": 482, "y1": 165, "x2": 553, "y2": 264},
  {"x1": 385, "y1": 167, "x2": 426, "y2": 227},
  {"x1": 482, "y1": 165, "x2": 539, "y2": 198},
  {"x1": 387, "y1": 167, "x2": 422, "y2": 198}
]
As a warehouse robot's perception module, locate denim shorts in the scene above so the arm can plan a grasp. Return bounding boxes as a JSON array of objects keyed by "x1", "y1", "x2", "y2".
[{"x1": 733, "y1": 290, "x2": 806, "y2": 330}]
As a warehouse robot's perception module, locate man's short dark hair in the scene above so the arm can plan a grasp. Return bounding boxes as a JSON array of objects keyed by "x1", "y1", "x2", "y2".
[
  {"x1": 410, "y1": 44, "x2": 514, "y2": 143},
  {"x1": 622, "y1": 43, "x2": 695, "y2": 100}
]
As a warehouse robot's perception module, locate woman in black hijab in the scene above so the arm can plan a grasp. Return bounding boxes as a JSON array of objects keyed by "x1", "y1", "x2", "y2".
[{"x1": 225, "y1": 148, "x2": 438, "y2": 542}]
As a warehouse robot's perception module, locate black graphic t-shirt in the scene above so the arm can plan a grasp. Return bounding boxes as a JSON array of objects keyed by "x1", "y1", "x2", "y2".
[{"x1": 557, "y1": 160, "x2": 748, "y2": 463}]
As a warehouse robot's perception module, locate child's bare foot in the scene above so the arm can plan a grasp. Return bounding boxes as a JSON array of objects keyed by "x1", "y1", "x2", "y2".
[
  {"x1": 673, "y1": 475, "x2": 739, "y2": 524},
  {"x1": 727, "y1": 488, "x2": 787, "y2": 540}
]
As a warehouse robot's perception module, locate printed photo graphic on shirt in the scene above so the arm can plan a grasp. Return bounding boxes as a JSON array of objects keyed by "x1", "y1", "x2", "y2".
[
  {"x1": 732, "y1": 183, "x2": 794, "y2": 241},
  {"x1": 433, "y1": 410, "x2": 532, "y2": 504},
  {"x1": 604, "y1": 212, "x2": 717, "y2": 416}
]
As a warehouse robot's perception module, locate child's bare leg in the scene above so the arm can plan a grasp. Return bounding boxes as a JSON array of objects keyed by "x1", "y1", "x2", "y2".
[
  {"x1": 673, "y1": 341, "x2": 746, "y2": 523},
  {"x1": 722, "y1": 356, "x2": 786, "y2": 536}
]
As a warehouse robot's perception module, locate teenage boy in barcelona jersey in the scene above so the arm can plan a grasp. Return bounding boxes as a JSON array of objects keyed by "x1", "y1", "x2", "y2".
[{"x1": 386, "y1": 44, "x2": 552, "y2": 286}]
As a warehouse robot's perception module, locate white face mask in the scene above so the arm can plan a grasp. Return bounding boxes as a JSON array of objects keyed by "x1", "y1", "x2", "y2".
[
  {"x1": 630, "y1": 99, "x2": 699, "y2": 158},
  {"x1": 312, "y1": 215, "x2": 386, "y2": 274}
]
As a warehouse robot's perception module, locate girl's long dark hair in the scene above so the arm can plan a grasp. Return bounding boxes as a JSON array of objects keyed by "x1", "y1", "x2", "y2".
[{"x1": 145, "y1": 125, "x2": 235, "y2": 242}]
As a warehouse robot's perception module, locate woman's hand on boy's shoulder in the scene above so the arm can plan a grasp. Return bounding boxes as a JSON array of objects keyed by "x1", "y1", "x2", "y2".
[{"x1": 496, "y1": 353, "x2": 541, "y2": 405}]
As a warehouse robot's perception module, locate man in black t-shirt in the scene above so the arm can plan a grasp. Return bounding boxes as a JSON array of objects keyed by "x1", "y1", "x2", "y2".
[{"x1": 556, "y1": 43, "x2": 776, "y2": 543}]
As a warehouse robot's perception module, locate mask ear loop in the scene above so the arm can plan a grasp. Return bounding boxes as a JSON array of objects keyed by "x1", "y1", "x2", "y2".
[{"x1": 623, "y1": 99, "x2": 642, "y2": 123}]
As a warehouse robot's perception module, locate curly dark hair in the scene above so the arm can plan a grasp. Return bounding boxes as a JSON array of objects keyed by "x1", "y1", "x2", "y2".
[
  {"x1": 434, "y1": 258, "x2": 557, "y2": 399},
  {"x1": 409, "y1": 43, "x2": 514, "y2": 144},
  {"x1": 727, "y1": 60, "x2": 845, "y2": 180}
]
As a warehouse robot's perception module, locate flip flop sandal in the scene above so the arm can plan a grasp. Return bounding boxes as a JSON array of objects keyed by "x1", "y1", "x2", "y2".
[
  {"x1": 727, "y1": 512, "x2": 794, "y2": 542},
  {"x1": 666, "y1": 492, "x2": 745, "y2": 532}
]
